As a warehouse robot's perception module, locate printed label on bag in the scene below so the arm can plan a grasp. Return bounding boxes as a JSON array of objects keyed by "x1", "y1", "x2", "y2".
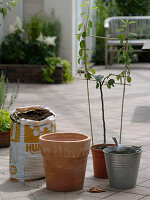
[{"x1": 10, "y1": 122, "x2": 20, "y2": 143}]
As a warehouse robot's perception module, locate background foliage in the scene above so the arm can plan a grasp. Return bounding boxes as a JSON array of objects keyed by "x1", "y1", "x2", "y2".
[
  {"x1": 0, "y1": 13, "x2": 61, "y2": 65},
  {"x1": 95, "y1": 0, "x2": 150, "y2": 65}
]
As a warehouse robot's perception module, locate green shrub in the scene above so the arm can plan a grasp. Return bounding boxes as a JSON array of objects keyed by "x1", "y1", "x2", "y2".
[
  {"x1": 0, "y1": 31, "x2": 26, "y2": 64},
  {"x1": 41, "y1": 12, "x2": 61, "y2": 56},
  {"x1": 43, "y1": 57, "x2": 73, "y2": 83},
  {"x1": 0, "y1": 13, "x2": 61, "y2": 65},
  {"x1": 0, "y1": 109, "x2": 11, "y2": 132},
  {"x1": 115, "y1": 0, "x2": 150, "y2": 16},
  {"x1": 24, "y1": 14, "x2": 42, "y2": 40},
  {"x1": 0, "y1": 72, "x2": 19, "y2": 110}
]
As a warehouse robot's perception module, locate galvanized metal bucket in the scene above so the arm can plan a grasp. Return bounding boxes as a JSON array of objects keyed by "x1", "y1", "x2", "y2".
[{"x1": 103, "y1": 146, "x2": 142, "y2": 189}]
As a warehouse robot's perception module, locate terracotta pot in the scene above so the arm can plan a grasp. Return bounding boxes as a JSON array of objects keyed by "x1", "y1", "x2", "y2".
[
  {"x1": 39, "y1": 133, "x2": 91, "y2": 192},
  {"x1": 91, "y1": 144, "x2": 114, "y2": 179},
  {"x1": 0, "y1": 131, "x2": 10, "y2": 147}
]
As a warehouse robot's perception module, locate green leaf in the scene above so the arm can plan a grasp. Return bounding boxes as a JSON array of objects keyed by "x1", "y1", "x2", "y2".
[
  {"x1": 79, "y1": 49, "x2": 83, "y2": 57},
  {"x1": 123, "y1": 50, "x2": 126, "y2": 59},
  {"x1": 94, "y1": 75, "x2": 104, "y2": 82},
  {"x1": 85, "y1": 72, "x2": 92, "y2": 80},
  {"x1": 81, "y1": 12, "x2": 86, "y2": 16},
  {"x1": 77, "y1": 34, "x2": 81, "y2": 41},
  {"x1": 80, "y1": 4, "x2": 86, "y2": 7},
  {"x1": 89, "y1": 69, "x2": 95, "y2": 75},
  {"x1": 121, "y1": 19, "x2": 126, "y2": 24},
  {"x1": 78, "y1": 23, "x2": 83, "y2": 31},
  {"x1": 129, "y1": 21, "x2": 136, "y2": 25},
  {"x1": 91, "y1": 6, "x2": 98, "y2": 9},
  {"x1": 116, "y1": 75, "x2": 120, "y2": 80},
  {"x1": 118, "y1": 34, "x2": 125, "y2": 45},
  {"x1": 88, "y1": 20, "x2": 93, "y2": 28},
  {"x1": 127, "y1": 76, "x2": 132, "y2": 83},
  {"x1": 116, "y1": 28, "x2": 124, "y2": 32},
  {"x1": 130, "y1": 33, "x2": 137, "y2": 37},
  {"x1": 87, "y1": 50, "x2": 93, "y2": 54},
  {"x1": 78, "y1": 58, "x2": 81, "y2": 64},
  {"x1": 121, "y1": 71, "x2": 126, "y2": 77},
  {"x1": 107, "y1": 83, "x2": 111, "y2": 89},
  {"x1": 82, "y1": 31, "x2": 86, "y2": 38},
  {"x1": 96, "y1": 82, "x2": 99, "y2": 89},
  {"x1": 108, "y1": 79, "x2": 115, "y2": 87},
  {"x1": 87, "y1": 28, "x2": 90, "y2": 35},
  {"x1": 80, "y1": 40, "x2": 85, "y2": 48},
  {"x1": 129, "y1": 45, "x2": 133, "y2": 54},
  {"x1": 87, "y1": 62, "x2": 90, "y2": 67}
]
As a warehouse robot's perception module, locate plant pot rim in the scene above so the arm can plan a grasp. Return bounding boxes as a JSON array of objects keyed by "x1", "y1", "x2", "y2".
[
  {"x1": 39, "y1": 133, "x2": 91, "y2": 143},
  {"x1": 91, "y1": 144, "x2": 114, "y2": 151},
  {"x1": 103, "y1": 145, "x2": 142, "y2": 155}
]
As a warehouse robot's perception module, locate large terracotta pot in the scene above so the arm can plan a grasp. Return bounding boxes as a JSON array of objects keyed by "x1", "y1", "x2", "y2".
[
  {"x1": 91, "y1": 144, "x2": 114, "y2": 179},
  {"x1": 39, "y1": 133, "x2": 91, "y2": 192},
  {"x1": 0, "y1": 131, "x2": 10, "y2": 147}
]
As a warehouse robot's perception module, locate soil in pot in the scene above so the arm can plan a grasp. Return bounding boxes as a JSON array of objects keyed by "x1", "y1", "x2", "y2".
[
  {"x1": 91, "y1": 144, "x2": 114, "y2": 179},
  {"x1": 39, "y1": 133, "x2": 91, "y2": 192},
  {"x1": 11, "y1": 108, "x2": 52, "y2": 121}
]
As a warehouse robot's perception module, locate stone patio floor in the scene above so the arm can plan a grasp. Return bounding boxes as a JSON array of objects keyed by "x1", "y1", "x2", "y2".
[{"x1": 1, "y1": 64, "x2": 150, "y2": 199}]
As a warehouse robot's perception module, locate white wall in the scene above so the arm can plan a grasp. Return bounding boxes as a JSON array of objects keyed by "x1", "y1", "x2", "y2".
[
  {"x1": 3, "y1": 3, "x2": 20, "y2": 37},
  {"x1": 23, "y1": 0, "x2": 44, "y2": 21},
  {"x1": 44, "y1": 0, "x2": 73, "y2": 63}
]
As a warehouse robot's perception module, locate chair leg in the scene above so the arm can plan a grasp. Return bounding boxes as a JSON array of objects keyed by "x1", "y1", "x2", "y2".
[
  {"x1": 105, "y1": 43, "x2": 108, "y2": 68},
  {"x1": 109, "y1": 46, "x2": 116, "y2": 66}
]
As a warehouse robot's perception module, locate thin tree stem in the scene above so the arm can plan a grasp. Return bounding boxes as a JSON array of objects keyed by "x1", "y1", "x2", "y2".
[
  {"x1": 87, "y1": 79, "x2": 94, "y2": 145},
  {"x1": 119, "y1": 23, "x2": 129, "y2": 144},
  {"x1": 119, "y1": 76, "x2": 126, "y2": 144},
  {"x1": 84, "y1": 25, "x2": 94, "y2": 146},
  {"x1": 99, "y1": 83, "x2": 106, "y2": 144}
]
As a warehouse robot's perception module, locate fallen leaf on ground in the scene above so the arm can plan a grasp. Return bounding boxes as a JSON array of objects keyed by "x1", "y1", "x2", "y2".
[{"x1": 87, "y1": 187, "x2": 106, "y2": 193}]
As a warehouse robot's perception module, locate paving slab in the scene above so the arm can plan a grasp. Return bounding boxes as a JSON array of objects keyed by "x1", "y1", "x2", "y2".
[{"x1": 1, "y1": 64, "x2": 150, "y2": 199}]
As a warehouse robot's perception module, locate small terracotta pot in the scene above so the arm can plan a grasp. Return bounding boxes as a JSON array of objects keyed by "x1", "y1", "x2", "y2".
[
  {"x1": 91, "y1": 144, "x2": 114, "y2": 179},
  {"x1": 39, "y1": 133, "x2": 91, "y2": 192},
  {"x1": 0, "y1": 131, "x2": 10, "y2": 147}
]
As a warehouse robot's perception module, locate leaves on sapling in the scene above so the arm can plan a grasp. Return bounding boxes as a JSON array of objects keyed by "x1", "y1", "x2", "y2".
[
  {"x1": 85, "y1": 72, "x2": 92, "y2": 80},
  {"x1": 96, "y1": 82, "x2": 99, "y2": 89},
  {"x1": 116, "y1": 28, "x2": 124, "y2": 32},
  {"x1": 91, "y1": 6, "x2": 98, "y2": 10},
  {"x1": 77, "y1": 33, "x2": 81, "y2": 41},
  {"x1": 94, "y1": 75, "x2": 104, "y2": 83},
  {"x1": 81, "y1": 12, "x2": 86, "y2": 16},
  {"x1": 82, "y1": 32, "x2": 87, "y2": 38},
  {"x1": 80, "y1": 40, "x2": 85, "y2": 48},
  {"x1": 79, "y1": 49, "x2": 83, "y2": 57},
  {"x1": 89, "y1": 68, "x2": 96, "y2": 75},
  {"x1": 129, "y1": 21, "x2": 136, "y2": 25},
  {"x1": 130, "y1": 33, "x2": 137, "y2": 37},
  {"x1": 78, "y1": 58, "x2": 81, "y2": 64},
  {"x1": 118, "y1": 34, "x2": 126, "y2": 45},
  {"x1": 121, "y1": 19, "x2": 126, "y2": 24},
  {"x1": 80, "y1": 4, "x2": 86, "y2": 7},
  {"x1": 127, "y1": 76, "x2": 132, "y2": 83},
  {"x1": 129, "y1": 45, "x2": 133, "y2": 54},
  {"x1": 108, "y1": 79, "x2": 115, "y2": 87},
  {"x1": 78, "y1": 23, "x2": 83, "y2": 31},
  {"x1": 88, "y1": 20, "x2": 93, "y2": 28}
]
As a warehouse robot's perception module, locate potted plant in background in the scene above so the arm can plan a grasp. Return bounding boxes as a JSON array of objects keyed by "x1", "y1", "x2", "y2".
[
  {"x1": 0, "y1": 72, "x2": 19, "y2": 147},
  {"x1": 103, "y1": 19, "x2": 142, "y2": 189}
]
